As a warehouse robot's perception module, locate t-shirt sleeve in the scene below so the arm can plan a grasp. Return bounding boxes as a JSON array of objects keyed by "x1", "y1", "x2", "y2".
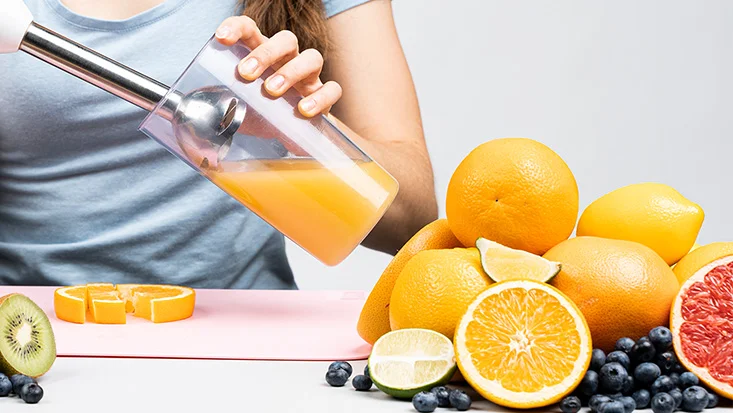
[{"x1": 322, "y1": 0, "x2": 372, "y2": 18}]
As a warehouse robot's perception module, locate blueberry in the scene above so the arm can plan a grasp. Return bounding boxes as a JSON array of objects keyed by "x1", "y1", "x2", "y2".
[
  {"x1": 618, "y1": 396, "x2": 636, "y2": 413},
  {"x1": 632, "y1": 389, "x2": 651, "y2": 409},
  {"x1": 430, "y1": 386, "x2": 451, "y2": 408},
  {"x1": 651, "y1": 392, "x2": 676, "y2": 413},
  {"x1": 635, "y1": 362, "x2": 662, "y2": 386},
  {"x1": 578, "y1": 370, "x2": 600, "y2": 396},
  {"x1": 325, "y1": 368, "x2": 350, "y2": 387},
  {"x1": 0, "y1": 375, "x2": 10, "y2": 397},
  {"x1": 591, "y1": 349, "x2": 607, "y2": 372},
  {"x1": 352, "y1": 374, "x2": 372, "y2": 391},
  {"x1": 648, "y1": 327, "x2": 673, "y2": 352},
  {"x1": 668, "y1": 388, "x2": 683, "y2": 410},
  {"x1": 448, "y1": 389, "x2": 472, "y2": 411},
  {"x1": 669, "y1": 372, "x2": 681, "y2": 387},
  {"x1": 412, "y1": 391, "x2": 439, "y2": 413},
  {"x1": 328, "y1": 361, "x2": 353, "y2": 377},
  {"x1": 706, "y1": 392, "x2": 718, "y2": 409},
  {"x1": 651, "y1": 376, "x2": 676, "y2": 395},
  {"x1": 560, "y1": 396, "x2": 582, "y2": 413},
  {"x1": 590, "y1": 394, "x2": 613, "y2": 412},
  {"x1": 607, "y1": 351, "x2": 632, "y2": 372},
  {"x1": 682, "y1": 386, "x2": 709, "y2": 412},
  {"x1": 679, "y1": 372, "x2": 700, "y2": 389},
  {"x1": 631, "y1": 337, "x2": 657, "y2": 364},
  {"x1": 599, "y1": 400, "x2": 626, "y2": 413},
  {"x1": 622, "y1": 375, "x2": 635, "y2": 395},
  {"x1": 19, "y1": 383, "x2": 43, "y2": 404},
  {"x1": 364, "y1": 364, "x2": 370, "y2": 379},
  {"x1": 9, "y1": 374, "x2": 35, "y2": 395},
  {"x1": 672, "y1": 362, "x2": 687, "y2": 374},
  {"x1": 600, "y1": 362, "x2": 628, "y2": 393},
  {"x1": 655, "y1": 352, "x2": 677, "y2": 374},
  {"x1": 616, "y1": 337, "x2": 636, "y2": 355},
  {"x1": 606, "y1": 392, "x2": 623, "y2": 400}
]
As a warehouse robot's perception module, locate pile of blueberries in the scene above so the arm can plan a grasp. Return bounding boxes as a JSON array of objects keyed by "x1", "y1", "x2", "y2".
[
  {"x1": 325, "y1": 361, "x2": 373, "y2": 390},
  {"x1": 0, "y1": 373, "x2": 44, "y2": 404},
  {"x1": 561, "y1": 326, "x2": 720, "y2": 413},
  {"x1": 325, "y1": 361, "x2": 472, "y2": 412},
  {"x1": 411, "y1": 386, "x2": 472, "y2": 412}
]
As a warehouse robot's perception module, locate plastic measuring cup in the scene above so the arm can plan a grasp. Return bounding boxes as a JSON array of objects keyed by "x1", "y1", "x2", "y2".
[{"x1": 139, "y1": 36, "x2": 399, "y2": 266}]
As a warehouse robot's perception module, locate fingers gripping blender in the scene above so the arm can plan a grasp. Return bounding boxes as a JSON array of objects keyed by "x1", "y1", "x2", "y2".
[{"x1": 1, "y1": 0, "x2": 399, "y2": 266}]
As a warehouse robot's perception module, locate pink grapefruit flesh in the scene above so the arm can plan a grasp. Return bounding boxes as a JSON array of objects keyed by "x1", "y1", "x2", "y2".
[{"x1": 671, "y1": 255, "x2": 733, "y2": 399}]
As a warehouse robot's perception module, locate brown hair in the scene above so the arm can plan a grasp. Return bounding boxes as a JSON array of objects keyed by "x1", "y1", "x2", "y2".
[{"x1": 243, "y1": 0, "x2": 332, "y2": 58}]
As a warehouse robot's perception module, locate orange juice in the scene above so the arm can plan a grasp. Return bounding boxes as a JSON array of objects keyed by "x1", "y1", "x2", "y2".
[{"x1": 206, "y1": 159, "x2": 398, "y2": 266}]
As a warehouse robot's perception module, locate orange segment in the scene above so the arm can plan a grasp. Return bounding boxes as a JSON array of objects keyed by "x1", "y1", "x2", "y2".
[
  {"x1": 129, "y1": 286, "x2": 195, "y2": 323},
  {"x1": 53, "y1": 286, "x2": 87, "y2": 324},
  {"x1": 454, "y1": 280, "x2": 592, "y2": 409},
  {"x1": 88, "y1": 291, "x2": 126, "y2": 324},
  {"x1": 115, "y1": 284, "x2": 139, "y2": 313}
]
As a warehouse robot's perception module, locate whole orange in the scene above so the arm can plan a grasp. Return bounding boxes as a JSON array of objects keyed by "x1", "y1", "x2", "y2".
[
  {"x1": 543, "y1": 236, "x2": 680, "y2": 352},
  {"x1": 446, "y1": 138, "x2": 578, "y2": 255},
  {"x1": 357, "y1": 219, "x2": 463, "y2": 344},
  {"x1": 389, "y1": 247, "x2": 493, "y2": 340}
]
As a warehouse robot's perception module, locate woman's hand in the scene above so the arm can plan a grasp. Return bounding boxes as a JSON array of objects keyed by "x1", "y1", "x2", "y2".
[{"x1": 214, "y1": 16, "x2": 342, "y2": 117}]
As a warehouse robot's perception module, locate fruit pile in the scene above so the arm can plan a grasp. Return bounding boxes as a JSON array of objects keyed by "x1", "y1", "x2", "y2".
[
  {"x1": 562, "y1": 326, "x2": 719, "y2": 413},
  {"x1": 54, "y1": 283, "x2": 195, "y2": 324},
  {"x1": 351, "y1": 137, "x2": 732, "y2": 411}
]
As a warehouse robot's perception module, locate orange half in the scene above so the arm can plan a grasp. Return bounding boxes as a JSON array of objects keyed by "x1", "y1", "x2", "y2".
[
  {"x1": 454, "y1": 280, "x2": 592, "y2": 409},
  {"x1": 54, "y1": 286, "x2": 88, "y2": 324}
]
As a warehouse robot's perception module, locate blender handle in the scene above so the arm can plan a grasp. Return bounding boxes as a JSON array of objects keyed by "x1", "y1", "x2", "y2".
[{"x1": 1, "y1": 0, "x2": 180, "y2": 120}]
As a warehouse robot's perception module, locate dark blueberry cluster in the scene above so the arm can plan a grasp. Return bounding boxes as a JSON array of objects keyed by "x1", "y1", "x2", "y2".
[
  {"x1": 560, "y1": 327, "x2": 722, "y2": 413},
  {"x1": 412, "y1": 387, "x2": 472, "y2": 412},
  {"x1": 0, "y1": 373, "x2": 44, "y2": 404},
  {"x1": 325, "y1": 361, "x2": 374, "y2": 391}
]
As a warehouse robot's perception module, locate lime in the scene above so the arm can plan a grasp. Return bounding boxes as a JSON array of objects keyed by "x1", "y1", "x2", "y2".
[
  {"x1": 476, "y1": 237, "x2": 561, "y2": 283},
  {"x1": 368, "y1": 328, "x2": 456, "y2": 399}
]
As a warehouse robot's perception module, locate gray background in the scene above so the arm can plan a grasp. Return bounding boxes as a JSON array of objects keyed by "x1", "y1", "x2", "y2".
[{"x1": 289, "y1": 0, "x2": 733, "y2": 291}]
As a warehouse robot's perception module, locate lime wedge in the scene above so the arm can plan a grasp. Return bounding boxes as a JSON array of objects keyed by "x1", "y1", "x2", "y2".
[
  {"x1": 368, "y1": 328, "x2": 456, "y2": 399},
  {"x1": 476, "y1": 237, "x2": 561, "y2": 283}
]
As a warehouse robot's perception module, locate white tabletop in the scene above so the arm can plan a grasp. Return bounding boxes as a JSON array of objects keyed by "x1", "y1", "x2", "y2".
[{"x1": 17, "y1": 357, "x2": 733, "y2": 412}]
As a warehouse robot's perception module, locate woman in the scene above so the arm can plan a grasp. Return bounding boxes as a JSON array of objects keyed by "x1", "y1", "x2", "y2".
[{"x1": 0, "y1": 0, "x2": 437, "y2": 288}]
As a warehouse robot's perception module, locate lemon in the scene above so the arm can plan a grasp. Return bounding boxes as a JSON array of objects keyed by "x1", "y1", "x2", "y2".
[
  {"x1": 577, "y1": 183, "x2": 704, "y2": 265},
  {"x1": 476, "y1": 237, "x2": 561, "y2": 283},
  {"x1": 368, "y1": 328, "x2": 457, "y2": 399}
]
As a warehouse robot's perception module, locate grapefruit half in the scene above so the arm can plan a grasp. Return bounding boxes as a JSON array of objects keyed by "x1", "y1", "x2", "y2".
[{"x1": 670, "y1": 255, "x2": 733, "y2": 399}]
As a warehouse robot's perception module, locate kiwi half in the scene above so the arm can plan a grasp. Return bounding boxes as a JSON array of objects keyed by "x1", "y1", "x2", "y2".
[{"x1": 0, "y1": 294, "x2": 56, "y2": 378}]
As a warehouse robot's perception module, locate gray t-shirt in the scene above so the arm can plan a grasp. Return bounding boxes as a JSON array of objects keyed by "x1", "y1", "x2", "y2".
[{"x1": 0, "y1": 0, "x2": 367, "y2": 289}]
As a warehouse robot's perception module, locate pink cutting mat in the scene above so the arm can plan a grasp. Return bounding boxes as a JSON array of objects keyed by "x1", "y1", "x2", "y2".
[{"x1": 5, "y1": 286, "x2": 372, "y2": 361}]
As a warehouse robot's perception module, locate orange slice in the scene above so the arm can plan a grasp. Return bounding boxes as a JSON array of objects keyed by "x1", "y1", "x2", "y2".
[
  {"x1": 454, "y1": 280, "x2": 592, "y2": 409},
  {"x1": 54, "y1": 283, "x2": 195, "y2": 324},
  {"x1": 129, "y1": 286, "x2": 195, "y2": 323},
  {"x1": 53, "y1": 286, "x2": 88, "y2": 324}
]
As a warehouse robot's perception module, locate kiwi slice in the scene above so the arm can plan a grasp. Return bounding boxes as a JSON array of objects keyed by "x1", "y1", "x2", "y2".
[{"x1": 0, "y1": 294, "x2": 56, "y2": 378}]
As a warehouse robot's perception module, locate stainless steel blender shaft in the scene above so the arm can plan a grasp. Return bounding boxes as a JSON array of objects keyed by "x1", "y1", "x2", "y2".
[{"x1": 20, "y1": 22, "x2": 181, "y2": 120}]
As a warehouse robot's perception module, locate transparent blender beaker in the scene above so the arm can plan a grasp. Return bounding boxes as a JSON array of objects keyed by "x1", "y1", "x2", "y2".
[{"x1": 138, "y1": 36, "x2": 399, "y2": 266}]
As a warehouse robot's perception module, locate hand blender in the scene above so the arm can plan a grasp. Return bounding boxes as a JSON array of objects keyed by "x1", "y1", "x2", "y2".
[
  {"x1": 2, "y1": 0, "x2": 246, "y2": 167},
  {"x1": 1, "y1": 0, "x2": 399, "y2": 266}
]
